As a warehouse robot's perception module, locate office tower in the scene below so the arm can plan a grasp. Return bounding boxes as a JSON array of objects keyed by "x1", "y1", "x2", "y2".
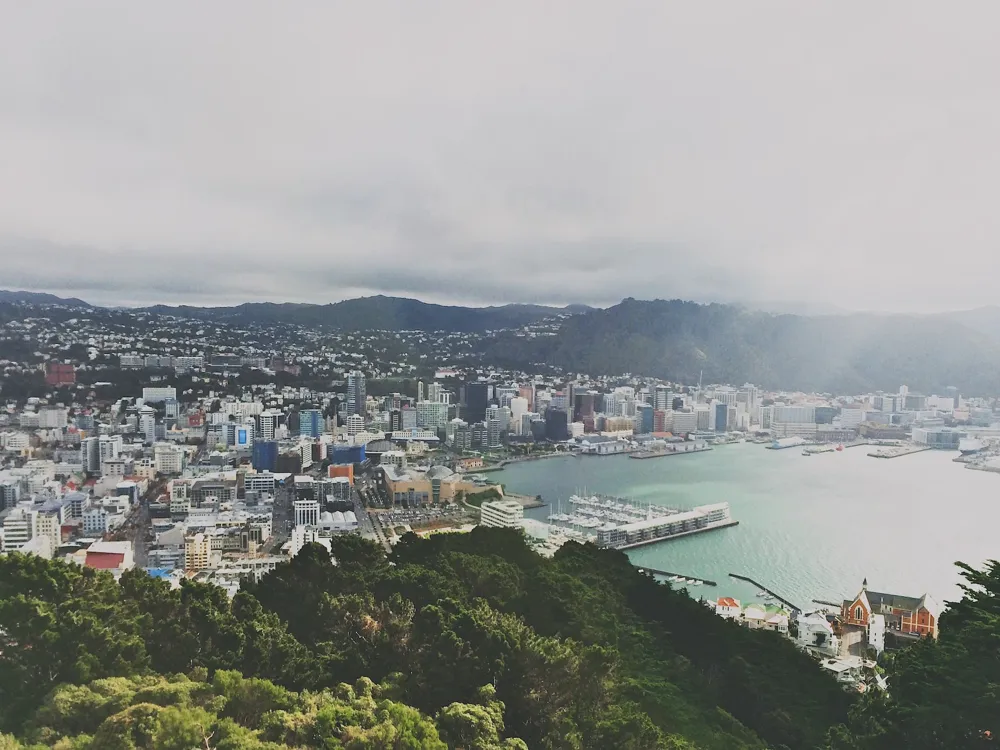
[
  {"x1": 252, "y1": 441, "x2": 278, "y2": 471},
  {"x1": 573, "y1": 392, "x2": 596, "y2": 422},
  {"x1": 347, "y1": 371, "x2": 367, "y2": 416},
  {"x1": 715, "y1": 402, "x2": 728, "y2": 432},
  {"x1": 487, "y1": 418, "x2": 502, "y2": 448},
  {"x1": 635, "y1": 404, "x2": 654, "y2": 435},
  {"x1": 401, "y1": 406, "x2": 417, "y2": 431},
  {"x1": 299, "y1": 409, "x2": 323, "y2": 438},
  {"x1": 256, "y1": 410, "x2": 279, "y2": 441},
  {"x1": 417, "y1": 380, "x2": 426, "y2": 402},
  {"x1": 544, "y1": 408, "x2": 569, "y2": 441},
  {"x1": 509, "y1": 397, "x2": 529, "y2": 434},
  {"x1": 139, "y1": 405, "x2": 156, "y2": 445},
  {"x1": 81, "y1": 437, "x2": 101, "y2": 475},
  {"x1": 389, "y1": 409, "x2": 403, "y2": 432},
  {"x1": 465, "y1": 382, "x2": 489, "y2": 424}
]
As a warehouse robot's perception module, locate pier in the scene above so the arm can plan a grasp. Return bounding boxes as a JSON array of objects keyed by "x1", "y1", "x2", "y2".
[
  {"x1": 729, "y1": 573, "x2": 801, "y2": 612},
  {"x1": 867, "y1": 445, "x2": 932, "y2": 459},
  {"x1": 636, "y1": 566, "x2": 717, "y2": 586}
]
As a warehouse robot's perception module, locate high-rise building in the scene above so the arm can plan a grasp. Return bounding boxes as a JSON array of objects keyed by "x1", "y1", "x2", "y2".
[
  {"x1": 715, "y1": 402, "x2": 728, "y2": 432},
  {"x1": 415, "y1": 401, "x2": 448, "y2": 429},
  {"x1": 257, "y1": 410, "x2": 280, "y2": 442},
  {"x1": 465, "y1": 382, "x2": 489, "y2": 424},
  {"x1": 347, "y1": 371, "x2": 367, "y2": 416},
  {"x1": 487, "y1": 418, "x2": 502, "y2": 448},
  {"x1": 299, "y1": 409, "x2": 323, "y2": 438},
  {"x1": 417, "y1": 381, "x2": 426, "y2": 403},
  {"x1": 139, "y1": 405, "x2": 157, "y2": 445},
  {"x1": 509, "y1": 397, "x2": 529, "y2": 435},
  {"x1": 252, "y1": 441, "x2": 278, "y2": 471},
  {"x1": 345, "y1": 414, "x2": 366, "y2": 436},
  {"x1": 81, "y1": 436, "x2": 101, "y2": 475},
  {"x1": 544, "y1": 408, "x2": 569, "y2": 441},
  {"x1": 573, "y1": 392, "x2": 596, "y2": 422},
  {"x1": 154, "y1": 443, "x2": 184, "y2": 474},
  {"x1": 635, "y1": 404, "x2": 654, "y2": 435}
]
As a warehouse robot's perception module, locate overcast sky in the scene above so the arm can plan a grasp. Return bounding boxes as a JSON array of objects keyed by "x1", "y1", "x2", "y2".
[{"x1": 2, "y1": 3, "x2": 999, "y2": 311}]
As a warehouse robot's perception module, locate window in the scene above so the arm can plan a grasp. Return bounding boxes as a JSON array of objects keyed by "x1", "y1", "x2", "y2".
[{"x1": 854, "y1": 605, "x2": 864, "y2": 621}]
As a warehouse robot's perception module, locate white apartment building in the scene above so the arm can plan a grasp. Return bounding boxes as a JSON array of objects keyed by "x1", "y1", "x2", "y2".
[
  {"x1": 671, "y1": 411, "x2": 698, "y2": 435},
  {"x1": 82, "y1": 507, "x2": 110, "y2": 535},
  {"x1": 773, "y1": 405, "x2": 817, "y2": 424},
  {"x1": 345, "y1": 414, "x2": 366, "y2": 436},
  {"x1": 1, "y1": 508, "x2": 36, "y2": 552},
  {"x1": 38, "y1": 407, "x2": 68, "y2": 429},
  {"x1": 35, "y1": 512, "x2": 61, "y2": 553},
  {"x1": 142, "y1": 387, "x2": 177, "y2": 403},
  {"x1": 222, "y1": 400, "x2": 264, "y2": 418},
  {"x1": 479, "y1": 499, "x2": 524, "y2": 528},
  {"x1": 1, "y1": 432, "x2": 31, "y2": 452},
  {"x1": 139, "y1": 406, "x2": 156, "y2": 444},
  {"x1": 415, "y1": 401, "x2": 449, "y2": 429},
  {"x1": 257, "y1": 410, "x2": 280, "y2": 442},
  {"x1": 154, "y1": 443, "x2": 184, "y2": 475}
]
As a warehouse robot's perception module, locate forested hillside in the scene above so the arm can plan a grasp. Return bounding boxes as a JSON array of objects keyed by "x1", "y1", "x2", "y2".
[
  {"x1": 485, "y1": 299, "x2": 1000, "y2": 394},
  {"x1": 0, "y1": 530, "x2": 852, "y2": 749}
]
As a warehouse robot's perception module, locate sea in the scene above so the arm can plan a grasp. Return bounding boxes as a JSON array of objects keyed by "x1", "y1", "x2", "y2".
[{"x1": 499, "y1": 443, "x2": 998, "y2": 611}]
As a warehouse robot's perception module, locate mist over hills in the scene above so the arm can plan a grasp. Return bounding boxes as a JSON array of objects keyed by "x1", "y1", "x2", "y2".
[{"x1": 5, "y1": 290, "x2": 1000, "y2": 393}]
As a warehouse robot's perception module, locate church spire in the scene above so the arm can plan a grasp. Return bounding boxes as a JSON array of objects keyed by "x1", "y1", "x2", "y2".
[{"x1": 862, "y1": 577, "x2": 868, "y2": 590}]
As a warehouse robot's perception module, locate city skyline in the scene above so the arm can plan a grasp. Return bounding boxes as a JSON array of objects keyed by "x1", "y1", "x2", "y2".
[{"x1": 5, "y1": 3, "x2": 1000, "y2": 311}]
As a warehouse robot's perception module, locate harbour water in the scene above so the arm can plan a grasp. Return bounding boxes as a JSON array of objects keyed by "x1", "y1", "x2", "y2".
[{"x1": 500, "y1": 443, "x2": 998, "y2": 609}]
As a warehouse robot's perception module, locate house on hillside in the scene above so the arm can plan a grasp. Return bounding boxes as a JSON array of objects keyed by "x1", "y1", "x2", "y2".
[
  {"x1": 841, "y1": 579, "x2": 939, "y2": 639},
  {"x1": 715, "y1": 597, "x2": 741, "y2": 620},
  {"x1": 797, "y1": 611, "x2": 840, "y2": 656}
]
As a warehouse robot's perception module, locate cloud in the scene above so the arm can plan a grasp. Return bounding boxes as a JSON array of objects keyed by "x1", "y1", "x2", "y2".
[{"x1": 2, "y1": 2, "x2": 999, "y2": 312}]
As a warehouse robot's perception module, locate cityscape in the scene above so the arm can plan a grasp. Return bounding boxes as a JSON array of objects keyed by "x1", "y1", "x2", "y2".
[
  {"x1": 1, "y1": 296, "x2": 996, "y2": 696},
  {"x1": 4, "y1": 3, "x2": 1000, "y2": 745}
]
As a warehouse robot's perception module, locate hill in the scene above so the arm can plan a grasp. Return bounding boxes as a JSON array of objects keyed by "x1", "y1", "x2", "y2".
[
  {"x1": 0, "y1": 289, "x2": 91, "y2": 307},
  {"x1": 485, "y1": 298, "x2": 1000, "y2": 394},
  {"x1": 0, "y1": 531, "x2": 852, "y2": 749},
  {"x1": 143, "y1": 295, "x2": 580, "y2": 332}
]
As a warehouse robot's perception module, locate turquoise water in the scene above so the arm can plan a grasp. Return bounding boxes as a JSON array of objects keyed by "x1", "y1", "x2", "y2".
[{"x1": 500, "y1": 443, "x2": 998, "y2": 610}]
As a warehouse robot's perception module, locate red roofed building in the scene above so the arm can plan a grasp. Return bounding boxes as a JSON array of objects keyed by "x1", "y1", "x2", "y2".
[
  {"x1": 83, "y1": 541, "x2": 135, "y2": 574},
  {"x1": 715, "y1": 597, "x2": 742, "y2": 620}
]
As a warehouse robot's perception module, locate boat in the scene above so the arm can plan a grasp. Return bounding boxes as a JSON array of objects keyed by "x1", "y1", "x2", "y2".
[
  {"x1": 836, "y1": 444, "x2": 844, "y2": 451},
  {"x1": 960, "y1": 438, "x2": 985, "y2": 455}
]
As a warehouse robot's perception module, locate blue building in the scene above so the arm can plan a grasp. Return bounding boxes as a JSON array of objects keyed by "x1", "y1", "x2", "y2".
[
  {"x1": 299, "y1": 409, "x2": 323, "y2": 438},
  {"x1": 636, "y1": 404, "x2": 654, "y2": 435},
  {"x1": 252, "y1": 440, "x2": 278, "y2": 472},
  {"x1": 328, "y1": 444, "x2": 366, "y2": 465},
  {"x1": 714, "y1": 402, "x2": 728, "y2": 432}
]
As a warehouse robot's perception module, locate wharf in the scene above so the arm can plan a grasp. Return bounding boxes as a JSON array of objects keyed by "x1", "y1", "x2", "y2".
[
  {"x1": 630, "y1": 446, "x2": 712, "y2": 460},
  {"x1": 504, "y1": 492, "x2": 546, "y2": 509},
  {"x1": 635, "y1": 566, "x2": 717, "y2": 586},
  {"x1": 729, "y1": 573, "x2": 800, "y2": 613},
  {"x1": 867, "y1": 445, "x2": 932, "y2": 459},
  {"x1": 614, "y1": 519, "x2": 739, "y2": 550}
]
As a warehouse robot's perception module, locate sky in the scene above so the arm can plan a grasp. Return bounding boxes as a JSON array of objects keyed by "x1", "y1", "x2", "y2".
[{"x1": 2, "y1": 2, "x2": 999, "y2": 311}]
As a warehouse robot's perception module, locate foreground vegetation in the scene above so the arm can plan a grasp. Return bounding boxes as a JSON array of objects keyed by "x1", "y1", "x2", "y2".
[{"x1": 2, "y1": 528, "x2": 997, "y2": 747}]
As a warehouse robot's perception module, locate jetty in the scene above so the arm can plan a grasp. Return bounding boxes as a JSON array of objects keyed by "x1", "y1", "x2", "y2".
[
  {"x1": 636, "y1": 566, "x2": 717, "y2": 586},
  {"x1": 729, "y1": 573, "x2": 800, "y2": 612},
  {"x1": 867, "y1": 445, "x2": 931, "y2": 459}
]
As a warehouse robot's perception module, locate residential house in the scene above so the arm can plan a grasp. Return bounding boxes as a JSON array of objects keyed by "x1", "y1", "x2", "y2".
[
  {"x1": 715, "y1": 597, "x2": 742, "y2": 620},
  {"x1": 797, "y1": 611, "x2": 840, "y2": 657}
]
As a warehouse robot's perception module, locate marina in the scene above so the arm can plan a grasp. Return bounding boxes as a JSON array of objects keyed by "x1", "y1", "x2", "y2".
[
  {"x1": 503, "y1": 443, "x2": 1000, "y2": 608},
  {"x1": 635, "y1": 566, "x2": 717, "y2": 586},
  {"x1": 544, "y1": 493, "x2": 736, "y2": 550}
]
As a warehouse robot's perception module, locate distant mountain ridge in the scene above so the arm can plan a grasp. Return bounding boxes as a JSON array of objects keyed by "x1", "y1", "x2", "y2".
[
  {"x1": 486, "y1": 298, "x2": 1000, "y2": 395},
  {"x1": 142, "y1": 295, "x2": 590, "y2": 332},
  {"x1": 0, "y1": 289, "x2": 91, "y2": 307}
]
